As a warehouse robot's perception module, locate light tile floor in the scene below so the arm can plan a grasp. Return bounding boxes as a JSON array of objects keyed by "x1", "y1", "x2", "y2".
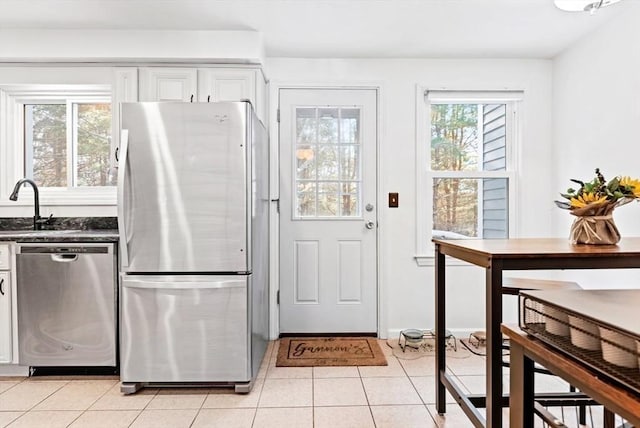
[{"x1": 0, "y1": 340, "x2": 630, "y2": 427}]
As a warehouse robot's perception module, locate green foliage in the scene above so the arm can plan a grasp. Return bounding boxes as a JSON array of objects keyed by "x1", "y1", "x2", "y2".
[{"x1": 555, "y1": 168, "x2": 640, "y2": 210}]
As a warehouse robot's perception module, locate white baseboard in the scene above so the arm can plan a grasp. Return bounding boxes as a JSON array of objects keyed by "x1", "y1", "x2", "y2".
[{"x1": 0, "y1": 365, "x2": 29, "y2": 377}]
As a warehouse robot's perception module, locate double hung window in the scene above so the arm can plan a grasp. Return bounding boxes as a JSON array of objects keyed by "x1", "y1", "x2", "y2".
[{"x1": 417, "y1": 90, "x2": 522, "y2": 259}]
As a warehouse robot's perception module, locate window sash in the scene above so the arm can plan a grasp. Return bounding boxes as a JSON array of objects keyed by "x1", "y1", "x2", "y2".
[
  {"x1": 22, "y1": 96, "x2": 111, "y2": 189},
  {"x1": 415, "y1": 87, "x2": 521, "y2": 261}
]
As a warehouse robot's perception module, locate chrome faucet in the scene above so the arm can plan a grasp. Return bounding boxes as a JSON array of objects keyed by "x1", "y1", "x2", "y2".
[{"x1": 9, "y1": 178, "x2": 52, "y2": 230}]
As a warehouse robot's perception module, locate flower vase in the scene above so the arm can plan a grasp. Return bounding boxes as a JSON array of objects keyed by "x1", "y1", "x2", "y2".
[{"x1": 569, "y1": 214, "x2": 621, "y2": 245}]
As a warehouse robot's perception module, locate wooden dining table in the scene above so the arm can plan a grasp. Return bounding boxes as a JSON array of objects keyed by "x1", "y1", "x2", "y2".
[
  {"x1": 433, "y1": 237, "x2": 640, "y2": 428},
  {"x1": 502, "y1": 323, "x2": 640, "y2": 427}
]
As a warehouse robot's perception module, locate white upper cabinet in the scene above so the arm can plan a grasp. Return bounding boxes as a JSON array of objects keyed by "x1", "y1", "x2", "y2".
[
  {"x1": 197, "y1": 68, "x2": 255, "y2": 104},
  {"x1": 111, "y1": 68, "x2": 139, "y2": 173},
  {"x1": 113, "y1": 66, "x2": 267, "y2": 173},
  {"x1": 138, "y1": 67, "x2": 266, "y2": 122},
  {"x1": 139, "y1": 68, "x2": 198, "y2": 102}
]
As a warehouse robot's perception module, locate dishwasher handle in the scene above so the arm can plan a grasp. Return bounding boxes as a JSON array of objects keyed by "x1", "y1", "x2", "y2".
[{"x1": 50, "y1": 254, "x2": 79, "y2": 262}]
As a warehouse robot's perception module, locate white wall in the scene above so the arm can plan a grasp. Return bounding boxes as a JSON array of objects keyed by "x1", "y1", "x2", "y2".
[
  {"x1": 266, "y1": 58, "x2": 553, "y2": 337},
  {"x1": 552, "y1": 3, "x2": 640, "y2": 289},
  {"x1": 0, "y1": 43, "x2": 558, "y2": 337}
]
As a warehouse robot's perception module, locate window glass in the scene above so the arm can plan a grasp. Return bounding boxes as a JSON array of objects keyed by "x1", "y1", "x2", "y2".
[
  {"x1": 431, "y1": 104, "x2": 479, "y2": 172},
  {"x1": 294, "y1": 106, "x2": 362, "y2": 218},
  {"x1": 25, "y1": 104, "x2": 67, "y2": 187},
  {"x1": 432, "y1": 178, "x2": 508, "y2": 239},
  {"x1": 24, "y1": 101, "x2": 112, "y2": 188},
  {"x1": 76, "y1": 103, "x2": 111, "y2": 186},
  {"x1": 429, "y1": 101, "x2": 510, "y2": 240}
]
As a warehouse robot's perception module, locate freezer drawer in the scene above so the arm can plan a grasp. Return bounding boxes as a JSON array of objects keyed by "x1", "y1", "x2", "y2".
[
  {"x1": 120, "y1": 275, "x2": 250, "y2": 383},
  {"x1": 16, "y1": 244, "x2": 116, "y2": 367}
]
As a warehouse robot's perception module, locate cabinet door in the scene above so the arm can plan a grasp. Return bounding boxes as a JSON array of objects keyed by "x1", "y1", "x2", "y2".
[
  {"x1": 0, "y1": 272, "x2": 11, "y2": 364},
  {"x1": 111, "y1": 68, "x2": 138, "y2": 176},
  {"x1": 0, "y1": 244, "x2": 10, "y2": 271},
  {"x1": 139, "y1": 68, "x2": 197, "y2": 102},
  {"x1": 197, "y1": 68, "x2": 256, "y2": 105}
]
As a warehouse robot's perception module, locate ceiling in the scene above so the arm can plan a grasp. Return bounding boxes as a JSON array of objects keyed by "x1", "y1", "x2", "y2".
[{"x1": 0, "y1": 0, "x2": 632, "y2": 59}]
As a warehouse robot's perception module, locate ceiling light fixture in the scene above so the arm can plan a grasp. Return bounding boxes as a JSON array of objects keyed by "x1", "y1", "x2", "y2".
[{"x1": 554, "y1": 0, "x2": 622, "y2": 14}]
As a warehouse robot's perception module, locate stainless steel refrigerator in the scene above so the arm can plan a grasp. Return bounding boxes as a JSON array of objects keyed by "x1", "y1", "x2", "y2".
[{"x1": 117, "y1": 101, "x2": 269, "y2": 394}]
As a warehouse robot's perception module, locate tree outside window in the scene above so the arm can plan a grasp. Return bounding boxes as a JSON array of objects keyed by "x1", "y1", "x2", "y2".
[{"x1": 295, "y1": 107, "x2": 361, "y2": 218}]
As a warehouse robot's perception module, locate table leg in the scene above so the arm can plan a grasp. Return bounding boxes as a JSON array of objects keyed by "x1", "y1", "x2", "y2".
[
  {"x1": 435, "y1": 244, "x2": 446, "y2": 414},
  {"x1": 486, "y1": 261, "x2": 503, "y2": 428},
  {"x1": 604, "y1": 408, "x2": 615, "y2": 428},
  {"x1": 509, "y1": 339, "x2": 535, "y2": 428}
]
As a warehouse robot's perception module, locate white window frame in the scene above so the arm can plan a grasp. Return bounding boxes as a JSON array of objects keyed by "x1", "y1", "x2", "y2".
[
  {"x1": 415, "y1": 88, "x2": 523, "y2": 266},
  {"x1": 0, "y1": 85, "x2": 115, "y2": 206}
]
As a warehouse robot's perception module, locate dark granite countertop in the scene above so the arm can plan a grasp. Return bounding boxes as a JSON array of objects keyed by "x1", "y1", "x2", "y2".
[
  {"x1": 0, "y1": 217, "x2": 119, "y2": 242},
  {"x1": 0, "y1": 229, "x2": 119, "y2": 243}
]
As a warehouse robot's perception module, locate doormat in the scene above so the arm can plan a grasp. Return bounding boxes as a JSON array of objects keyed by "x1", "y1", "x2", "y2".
[{"x1": 276, "y1": 337, "x2": 387, "y2": 367}]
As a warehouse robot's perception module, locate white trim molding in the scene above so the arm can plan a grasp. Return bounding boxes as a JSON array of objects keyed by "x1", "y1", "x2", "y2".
[
  {"x1": 415, "y1": 85, "x2": 523, "y2": 265},
  {"x1": 0, "y1": 30, "x2": 265, "y2": 65}
]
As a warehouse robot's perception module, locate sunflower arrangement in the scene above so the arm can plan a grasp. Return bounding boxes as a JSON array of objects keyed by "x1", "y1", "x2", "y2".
[{"x1": 555, "y1": 168, "x2": 640, "y2": 244}]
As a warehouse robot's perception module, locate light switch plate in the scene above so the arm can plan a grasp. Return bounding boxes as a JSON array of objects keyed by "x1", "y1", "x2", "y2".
[{"x1": 389, "y1": 192, "x2": 399, "y2": 208}]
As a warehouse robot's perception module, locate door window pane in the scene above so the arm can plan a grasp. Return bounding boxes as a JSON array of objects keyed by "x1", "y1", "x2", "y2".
[
  {"x1": 317, "y1": 146, "x2": 339, "y2": 180},
  {"x1": 340, "y1": 108, "x2": 360, "y2": 143},
  {"x1": 294, "y1": 106, "x2": 362, "y2": 218},
  {"x1": 297, "y1": 182, "x2": 317, "y2": 217},
  {"x1": 296, "y1": 145, "x2": 316, "y2": 179},
  {"x1": 339, "y1": 146, "x2": 359, "y2": 180},
  {"x1": 341, "y1": 182, "x2": 360, "y2": 216},
  {"x1": 296, "y1": 108, "x2": 316, "y2": 144},
  {"x1": 318, "y1": 108, "x2": 339, "y2": 144}
]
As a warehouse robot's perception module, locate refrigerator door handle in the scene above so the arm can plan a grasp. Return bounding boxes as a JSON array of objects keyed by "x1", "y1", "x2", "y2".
[
  {"x1": 117, "y1": 129, "x2": 130, "y2": 267},
  {"x1": 123, "y1": 278, "x2": 245, "y2": 290}
]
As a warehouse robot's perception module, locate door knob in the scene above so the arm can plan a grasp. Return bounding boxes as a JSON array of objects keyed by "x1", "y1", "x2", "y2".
[{"x1": 365, "y1": 221, "x2": 375, "y2": 229}]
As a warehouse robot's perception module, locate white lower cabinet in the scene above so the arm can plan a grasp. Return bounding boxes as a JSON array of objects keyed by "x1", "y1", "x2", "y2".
[{"x1": 0, "y1": 269, "x2": 11, "y2": 364}]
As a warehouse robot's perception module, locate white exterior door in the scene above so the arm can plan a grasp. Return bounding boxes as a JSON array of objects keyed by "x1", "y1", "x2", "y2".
[{"x1": 279, "y1": 88, "x2": 378, "y2": 334}]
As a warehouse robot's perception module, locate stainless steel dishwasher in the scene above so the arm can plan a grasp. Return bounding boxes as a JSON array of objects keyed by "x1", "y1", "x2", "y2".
[{"x1": 16, "y1": 243, "x2": 116, "y2": 367}]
